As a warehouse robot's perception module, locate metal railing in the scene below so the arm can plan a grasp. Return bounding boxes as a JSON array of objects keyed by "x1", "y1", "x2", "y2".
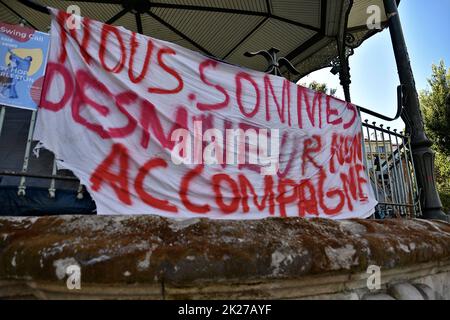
[
  {"x1": 0, "y1": 106, "x2": 83, "y2": 197},
  {"x1": 353, "y1": 84, "x2": 421, "y2": 219},
  {"x1": 0, "y1": 105, "x2": 92, "y2": 217},
  {"x1": 361, "y1": 120, "x2": 421, "y2": 219}
]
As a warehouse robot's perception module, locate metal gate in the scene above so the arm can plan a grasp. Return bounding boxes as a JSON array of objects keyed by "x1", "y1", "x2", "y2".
[
  {"x1": 0, "y1": 105, "x2": 95, "y2": 216},
  {"x1": 361, "y1": 119, "x2": 421, "y2": 219}
]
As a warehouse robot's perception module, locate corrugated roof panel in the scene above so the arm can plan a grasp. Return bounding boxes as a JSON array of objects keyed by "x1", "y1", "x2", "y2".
[
  {"x1": 0, "y1": 0, "x2": 382, "y2": 78},
  {"x1": 154, "y1": 0, "x2": 268, "y2": 12},
  {"x1": 0, "y1": 2, "x2": 22, "y2": 26},
  {"x1": 152, "y1": 8, "x2": 265, "y2": 58},
  {"x1": 113, "y1": 12, "x2": 139, "y2": 33},
  {"x1": 2, "y1": 0, "x2": 123, "y2": 31},
  {"x1": 2, "y1": 0, "x2": 50, "y2": 30},
  {"x1": 43, "y1": 0, "x2": 123, "y2": 23},
  {"x1": 325, "y1": 0, "x2": 345, "y2": 36},
  {"x1": 270, "y1": 0, "x2": 321, "y2": 28},
  {"x1": 348, "y1": 0, "x2": 387, "y2": 29},
  {"x1": 140, "y1": 13, "x2": 201, "y2": 52},
  {"x1": 140, "y1": 13, "x2": 184, "y2": 42}
]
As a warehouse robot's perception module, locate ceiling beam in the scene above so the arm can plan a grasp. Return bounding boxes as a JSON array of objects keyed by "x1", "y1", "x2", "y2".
[
  {"x1": 284, "y1": 32, "x2": 325, "y2": 62},
  {"x1": 271, "y1": 15, "x2": 320, "y2": 32},
  {"x1": 17, "y1": 0, "x2": 49, "y2": 15},
  {"x1": 135, "y1": 12, "x2": 143, "y2": 34},
  {"x1": 265, "y1": 0, "x2": 272, "y2": 15},
  {"x1": 105, "y1": 8, "x2": 128, "y2": 24}
]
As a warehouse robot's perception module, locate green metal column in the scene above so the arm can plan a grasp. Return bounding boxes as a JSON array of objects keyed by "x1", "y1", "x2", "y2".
[{"x1": 383, "y1": 0, "x2": 448, "y2": 221}]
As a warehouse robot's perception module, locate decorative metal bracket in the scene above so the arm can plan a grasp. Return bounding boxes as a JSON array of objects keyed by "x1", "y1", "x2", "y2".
[
  {"x1": 330, "y1": 46, "x2": 354, "y2": 75},
  {"x1": 244, "y1": 47, "x2": 300, "y2": 77}
]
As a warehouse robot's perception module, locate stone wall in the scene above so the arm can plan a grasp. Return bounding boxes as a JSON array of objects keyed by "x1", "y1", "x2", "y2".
[{"x1": 0, "y1": 216, "x2": 449, "y2": 299}]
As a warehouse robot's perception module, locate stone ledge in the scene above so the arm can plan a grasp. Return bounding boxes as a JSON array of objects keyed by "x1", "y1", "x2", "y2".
[
  {"x1": 1, "y1": 260, "x2": 449, "y2": 299},
  {"x1": 0, "y1": 216, "x2": 450, "y2": 299}
]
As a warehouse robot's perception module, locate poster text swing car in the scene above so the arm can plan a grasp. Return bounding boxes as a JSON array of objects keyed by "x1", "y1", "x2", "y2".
[
  {"x1": 33, "y1": 9, "x2": 377, "y2": 219},
  {"x1": 0, "y1": 21, "x2": 49, "y2": 111}
]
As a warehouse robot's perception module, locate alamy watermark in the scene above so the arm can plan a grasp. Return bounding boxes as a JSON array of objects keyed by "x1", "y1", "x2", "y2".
[
  {"x1": 366, "y1": 5, "x2": 382, "y2": 30},
  {"x1": 66, "y1": 264, "x2": 81, "y2": 290},
  {"x1": 65, "y1": 5, "x2": 82, "y2": 30},
  {"x1": 170, "y1": 121, "x2": 280, "y2": 175},
  {"x1": 366, "y1": 265, "x2": 381, "y2": 290}
]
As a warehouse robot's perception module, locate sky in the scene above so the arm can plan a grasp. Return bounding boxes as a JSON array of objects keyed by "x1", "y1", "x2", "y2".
[{"x1": 300, "y1": 0, "x2": 450, "y2": 131}]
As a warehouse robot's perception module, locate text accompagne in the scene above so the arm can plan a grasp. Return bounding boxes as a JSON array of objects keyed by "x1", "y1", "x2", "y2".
[{"x1": 33, "y1": 9, "x2": 377, "y2": 219}]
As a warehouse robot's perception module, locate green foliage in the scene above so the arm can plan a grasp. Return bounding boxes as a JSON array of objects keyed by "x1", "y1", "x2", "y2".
[
  {"x1": 435, "y1": 151, "x2": 450, "y2": 213},
  {"x1": 419, "y1": 60, "x2": 450, "y2": 213},
  {"x1": 303, "y1": 81, "x2": 337, "y2": 96},
  {"x1": 439, "y1": 191, "x2": 450, "y2": 214},
  {"x1": 420, "y1": 60, "x2": 450, "y2": 155}
]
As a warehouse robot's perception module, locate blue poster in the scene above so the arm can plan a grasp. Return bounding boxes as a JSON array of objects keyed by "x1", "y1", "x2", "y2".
[{"x1": 0, "y1": 22, "x2": 50, "y2": 111}]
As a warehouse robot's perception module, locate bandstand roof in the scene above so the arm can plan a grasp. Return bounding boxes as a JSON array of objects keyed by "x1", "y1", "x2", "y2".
[{"x1": 0, "y1": 0, "x2": 395, "y2": 80}]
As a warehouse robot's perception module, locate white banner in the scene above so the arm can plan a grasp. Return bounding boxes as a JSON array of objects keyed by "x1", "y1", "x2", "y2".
[{"x1": 34, "y1": 9, "x2": 377, "y2": 219}]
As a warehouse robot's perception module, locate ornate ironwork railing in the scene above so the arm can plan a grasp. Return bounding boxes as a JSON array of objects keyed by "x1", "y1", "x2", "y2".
[
  {"x1": 361, "y1": 119, "x2": 421, "y2": 218},
  {"x1": 354, "y1": 85, "x2": 421, "y2": 218}
]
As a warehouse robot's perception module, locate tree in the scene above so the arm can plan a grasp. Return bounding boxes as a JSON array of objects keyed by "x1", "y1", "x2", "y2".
[
  {"x1": 303, "y1": 81, "x2": 337, "y2": 96},
  {"x1": 420, "y1": 60, "x2": 450, "y2": 155},
  {"x1": 419, "y1": 60, "x2": 450, "y2": 212},
  {"x1": 434, "y1": 151, "x2": 450, "y2": 213}
]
